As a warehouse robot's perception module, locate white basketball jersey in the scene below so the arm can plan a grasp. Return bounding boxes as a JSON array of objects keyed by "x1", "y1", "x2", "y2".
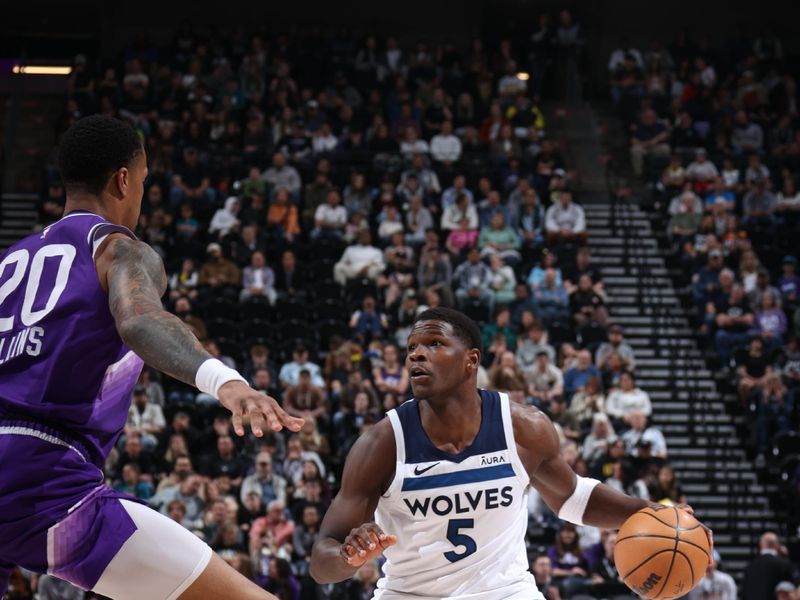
[{"x1": 373, "y1": 390, "x2": 544, "y2": 600}]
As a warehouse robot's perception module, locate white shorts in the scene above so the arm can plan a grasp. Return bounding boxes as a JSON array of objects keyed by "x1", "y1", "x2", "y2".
[{"x1": 92, "y1": 500, "x2": 212, "y2": 600}]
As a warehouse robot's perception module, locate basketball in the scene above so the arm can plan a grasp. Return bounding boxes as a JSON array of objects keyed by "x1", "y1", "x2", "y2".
[{"x1": 614, "y1": 506, "x2": 711, "y2": 600}]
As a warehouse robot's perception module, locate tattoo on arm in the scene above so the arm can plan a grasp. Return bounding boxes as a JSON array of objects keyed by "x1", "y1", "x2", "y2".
[{"x1": 107, "y1": 238, "x2": 210, "y2": 384}]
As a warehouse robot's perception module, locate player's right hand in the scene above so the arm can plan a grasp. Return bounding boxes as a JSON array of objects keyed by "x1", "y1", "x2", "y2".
[
  {"x1": 218, "y1": 381, "x2": 305, "y2": 437},
  {"x1": 340, "y1": 523, "x2": 397, "y2": 568}
]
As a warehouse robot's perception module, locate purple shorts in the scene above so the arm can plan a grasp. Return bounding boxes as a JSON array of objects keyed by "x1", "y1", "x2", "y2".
[{"x1": 0, "y1": 420, "x2": 140, "y2": 593}]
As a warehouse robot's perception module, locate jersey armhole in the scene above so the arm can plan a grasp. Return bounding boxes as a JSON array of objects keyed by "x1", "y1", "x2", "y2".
[
  {"x1": 498, "y1": 392, "x2": 532, "y2": 488},
  {"x1": 381, "y1": 409, "x2": 405, "y2": 499},
  {"x1": 87, "y1": 223, "x2": 137, "y2": 260}
]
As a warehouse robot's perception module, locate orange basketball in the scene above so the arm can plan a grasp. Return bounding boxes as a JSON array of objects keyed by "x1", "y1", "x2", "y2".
[{"x1": 614, "y1": 506, "x2": 711, "y2": 600}]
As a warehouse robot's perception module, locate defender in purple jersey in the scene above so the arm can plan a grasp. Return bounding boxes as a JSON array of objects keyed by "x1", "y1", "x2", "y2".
[{"x1": 0, "y1": 115, "x2": 303, "y2": 600}]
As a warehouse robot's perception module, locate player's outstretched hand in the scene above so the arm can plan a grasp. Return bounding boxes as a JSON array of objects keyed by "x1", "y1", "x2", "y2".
[
  {"x1": 218, "y1": 381, "x2": 305, "y2": 437},
  {"x1": 340, "y1": 523, "x2": 397, "y2": 568}
]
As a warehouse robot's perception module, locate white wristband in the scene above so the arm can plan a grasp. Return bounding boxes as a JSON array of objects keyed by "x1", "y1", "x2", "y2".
[
  {"x1": 195, "y1": 358, "x2": 248, "y2": 398},
  {"x1": 557, "y1": 476, "x2": 601, "y2": 525}
]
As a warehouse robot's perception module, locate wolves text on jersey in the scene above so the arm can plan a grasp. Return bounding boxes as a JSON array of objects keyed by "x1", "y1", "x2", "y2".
[{"x1": 404, "y1": 486, "x2": 514, "y2": 517}]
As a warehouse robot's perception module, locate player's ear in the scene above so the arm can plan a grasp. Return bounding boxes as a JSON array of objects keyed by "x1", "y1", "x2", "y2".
[
  {"x1": 112, "y1": 167, "x2": 129, "y2": 199},
  {"x1": 465, "y1": 348, "x2": 481, "y2": 373}
]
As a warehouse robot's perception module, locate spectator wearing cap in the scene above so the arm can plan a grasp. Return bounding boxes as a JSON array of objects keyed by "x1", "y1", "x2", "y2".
[
  {"x1": 333, "y1": 229, "x2": 386, "y2": 286},
  {"x1": 199, "y1": 242, "x2": 241, "y2": 301},
  {"x1": 629, "y1": 108, "x2": 670, "y2": 177},
  {"x1": 241, "y1": 452, "x2": 288, "y2": 508},
  {"x1": 349, "y1": 296, "x2": 389, "y2": 344},
  {"x1": 774, "y1": 581, "x2": 799, "y2": 600},
  {"x1": 692, "y1": 248, "x2": 725, "y2": 317},
  {"x1": 687, "y1": 550, "x2": 737, "y2": 600},
  {"x1": 278, "y1": 346, "x2": 325, "y2": 389},
  {"x1": 620, "y1": 410, "x2": 667, "y2": 458},
  {"x1": 544, "y1": 190, "x2": 586, "y2": 246},
  {"x1": 596, "y1": 324, "x2": 636, "y2": 372},
  {"x1": 126, "y1": 385, "x2": 166, "y2": 451},
  {"x1": 742, "y1": 532, "x2": 797, "y2": 600},
  {"x1": 261, "y1": 152, "x2": 302, "y2": 197}
]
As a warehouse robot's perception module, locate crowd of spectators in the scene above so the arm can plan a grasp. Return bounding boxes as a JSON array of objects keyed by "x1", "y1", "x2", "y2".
[
  {"x1": 11, "y1": 20, "x2": 691, "y2": 600},
  {"x1": 612, "y1": 28, "x2": 800, "y2": 591}
]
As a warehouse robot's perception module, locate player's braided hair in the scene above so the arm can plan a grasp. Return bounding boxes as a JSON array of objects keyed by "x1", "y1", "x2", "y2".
[{"x1": 58, "y1": 115, "x2": 143, "y2": 195}]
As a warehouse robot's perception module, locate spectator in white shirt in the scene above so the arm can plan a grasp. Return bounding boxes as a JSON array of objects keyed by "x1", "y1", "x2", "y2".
[
  {"x1": 441, "y1": 193, "x2": 479, "y2": 231},
  {"x1": 620, "y1": 410, "x2": 667, "y2": 457},
  {"x1": 430, "y1": 120, "x2": 462, "y2": 165},
  {"x1": 333, "y1": 229, "x2": 386, "y2": 286},
  {"x1": 400, "y1": 126, "x2": 429, "y2": 158},
  {"x1": 312, "y1": 190, "x2": 347, "y2": 240},
  {"x1": 605, "y1": 373, "x2": 652, "y2": 419},
  {"x1": 311, "y1": 122, "x2": 338, "y2": 155},
  {"x1": 544, "y1": 190, "x2": 586, "y2": 245},
  {"x1": 126, "y1": 385, "x2": 166, "y2": 451},
  {"x1": 208, "y1": 196, "x2": 241, "y2": 238}
]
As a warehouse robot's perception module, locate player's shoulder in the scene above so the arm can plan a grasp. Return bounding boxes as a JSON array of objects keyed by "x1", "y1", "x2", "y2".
[
  {"x1": 342, "y1": 417, "x2": 396, "y2": 494},
  {"x1": 509, "y1": 401, "x2": 560, "y2": 457},
  {"x1": 96, "y1": 234, "x2": 165, "y2": 292}
]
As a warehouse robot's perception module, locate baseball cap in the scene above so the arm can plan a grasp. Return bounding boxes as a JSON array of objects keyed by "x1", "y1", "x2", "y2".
[
  {"x1": 775, "y1": 582, "x2": 796, "y2": 593},
  {"x1": 782, "y1": 255, "x2": 798, "y2": 266},
  {"x1": 206, "y1": 242, "x2": 222, "y2": 254},
  {"x1": 709, "y1": 249, "x2": 723, "y2": 258},
  {"x1": 553, "y1": 168, "x2": 566, "y2": 177},
  {"x1": 609, "y1": 323, "x2": 624, "y2": 334},
  {"x1": 133, "y1": 385, "x2": 147, "y2": 395}
]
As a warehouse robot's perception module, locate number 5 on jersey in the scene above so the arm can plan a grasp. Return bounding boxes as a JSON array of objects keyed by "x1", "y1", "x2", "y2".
[{"x1": 444, "y1": 519, "x2": 477, "y2": 563}]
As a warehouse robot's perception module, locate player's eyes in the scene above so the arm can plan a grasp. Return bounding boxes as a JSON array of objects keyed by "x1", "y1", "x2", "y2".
[{"x1": 431, "y1": 340, "x2": 443, "y2": 347}]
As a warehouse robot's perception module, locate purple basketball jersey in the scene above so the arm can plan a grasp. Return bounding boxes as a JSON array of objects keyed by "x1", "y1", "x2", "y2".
[{"x1": 0, "y1": 211, "x2": 144, "y2": 465}]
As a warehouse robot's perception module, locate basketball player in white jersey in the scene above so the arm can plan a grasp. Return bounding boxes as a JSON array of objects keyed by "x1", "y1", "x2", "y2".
[{"x1": 310, "y1": 307, "x2": 711, "y2": 599}]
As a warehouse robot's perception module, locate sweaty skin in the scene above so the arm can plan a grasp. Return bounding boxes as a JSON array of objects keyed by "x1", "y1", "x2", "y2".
[{"x1": 310, "y1": 319, "x2": 711, "y2": 585}]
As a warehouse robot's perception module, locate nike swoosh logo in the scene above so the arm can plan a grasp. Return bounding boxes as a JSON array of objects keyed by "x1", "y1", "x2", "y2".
[{"x1": 413, "y1": 463, "x2": 439, "y2": 476}]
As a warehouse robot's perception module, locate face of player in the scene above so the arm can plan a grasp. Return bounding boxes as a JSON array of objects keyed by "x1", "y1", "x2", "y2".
[{"x1": 406, "y1": 320, "x2": 479, "y2": 400}]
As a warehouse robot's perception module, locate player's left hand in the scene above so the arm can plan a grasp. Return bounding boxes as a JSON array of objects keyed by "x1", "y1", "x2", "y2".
[
  {"x1": 675, "y1": 502, "x2": 714, "y2": 567},
  {"x1": 218, "y1": 381, "x2": 305, "y2": 437}
]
